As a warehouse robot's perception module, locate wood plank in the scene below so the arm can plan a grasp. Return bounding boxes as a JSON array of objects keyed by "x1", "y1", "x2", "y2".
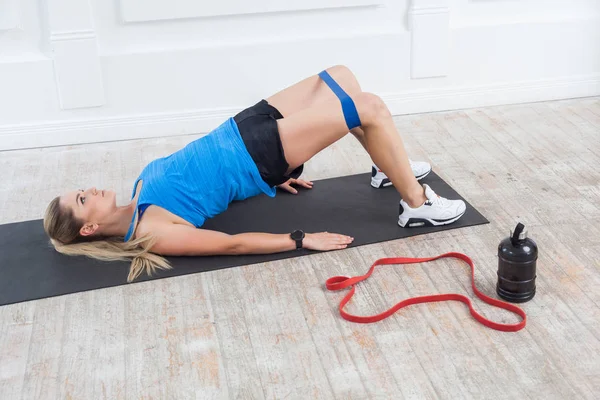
[
  {"x1": 287, "y1": 254, "x2": 370, "y2": 399},
  {"x1": 204, "y1": 267, "x2": 267, "y2": 400},
  {"x1": 0, "y1": 302, "x2": 35, "y2": 400},
  {"x1": 19, "y1": 297, "x2": 67, "y2": 399},
  {"x1": 311, "y1": 247, "x2": 421, "y2": 399}
]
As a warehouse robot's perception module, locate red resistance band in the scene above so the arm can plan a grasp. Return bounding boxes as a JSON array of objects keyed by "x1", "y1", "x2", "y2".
[{"x1": 325, "y1": 252, "x2": 526, "y2": 332}]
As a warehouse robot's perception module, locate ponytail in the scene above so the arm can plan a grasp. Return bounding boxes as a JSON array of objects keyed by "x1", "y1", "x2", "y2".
[{"x1": 44, "y1": 197, "x2": 171, "y2": 282}]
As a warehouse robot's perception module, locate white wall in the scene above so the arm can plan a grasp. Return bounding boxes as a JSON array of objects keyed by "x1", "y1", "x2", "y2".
[{"x1": 0, "y1": 0, "x2": 599, "y2": 150}]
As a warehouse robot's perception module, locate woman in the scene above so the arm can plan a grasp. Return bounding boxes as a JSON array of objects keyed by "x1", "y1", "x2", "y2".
[{"x1": 44, "y1": 65, "x2": 466, "y2": 282}]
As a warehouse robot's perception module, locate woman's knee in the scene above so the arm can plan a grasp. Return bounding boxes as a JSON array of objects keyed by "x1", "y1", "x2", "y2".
[
  {"x1": 354, "y1": 92, "x2": 391, "y2": 126},
  {"x1": 325, "y1": 65, "x2": 362, "y2": 94}
]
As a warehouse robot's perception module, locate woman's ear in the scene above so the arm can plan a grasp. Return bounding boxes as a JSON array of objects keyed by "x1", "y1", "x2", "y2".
[{"x1": 80, "y1": 223, "x2": 99, "y2": 237}]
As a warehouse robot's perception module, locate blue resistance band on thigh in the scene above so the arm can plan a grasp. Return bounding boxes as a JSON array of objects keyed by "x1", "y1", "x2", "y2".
[{"x1": 318, "y1": 70, "x2": 362, "y2": 130}]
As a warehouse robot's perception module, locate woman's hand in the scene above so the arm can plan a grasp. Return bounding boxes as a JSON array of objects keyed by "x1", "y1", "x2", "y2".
[
  {"x1": 277, "y1": 178, "x2": 313, "y2": 194},
  {"x1": 303, "y1": 232, "x2": 354, "y2": 251}
]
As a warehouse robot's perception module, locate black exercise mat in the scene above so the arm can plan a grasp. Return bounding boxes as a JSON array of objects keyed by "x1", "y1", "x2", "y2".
[{"x1": 0, "y1": 172, "x2": 488, "y2": 306}]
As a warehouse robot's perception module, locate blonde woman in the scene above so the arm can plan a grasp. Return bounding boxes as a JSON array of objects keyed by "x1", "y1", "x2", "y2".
[{"x1": 44, "y1": 66, "x2": 466, "y2": 282}]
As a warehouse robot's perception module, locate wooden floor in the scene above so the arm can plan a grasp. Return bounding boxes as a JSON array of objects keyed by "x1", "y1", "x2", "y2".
[{"x1": 1, "y1": 98, "x2": 599, "y2": 400}]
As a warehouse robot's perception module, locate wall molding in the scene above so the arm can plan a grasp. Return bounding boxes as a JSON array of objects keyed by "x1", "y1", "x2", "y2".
[
  {"x1": 49, "y1": 30, "x2": 97, "y2": 42},
  {"x1": 408, "y1": 6, "x2": 449, "y2": 18},
  {"x1": 120, "y1": 0, "x2": 381, "y2": 23},
  {"x1": 46, "y1": 0, "x2": 105, "y2": 110},
  {"x1": 2, "y1": 74, "x2": 598, "y2": 151},
  {"x1": 409, "y1": 0, "x2": 450, "y2": 79},
  {"x1": 0, "y1": 0, "x2": 19, "y2": 31}
]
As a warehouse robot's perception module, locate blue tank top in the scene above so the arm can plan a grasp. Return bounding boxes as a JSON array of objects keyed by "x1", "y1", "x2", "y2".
[{"x1": 124, "y1": 117, "x2": 276, "y2": 241}]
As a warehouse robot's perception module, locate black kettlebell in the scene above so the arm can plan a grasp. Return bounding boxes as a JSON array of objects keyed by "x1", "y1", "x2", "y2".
[{"x1": 496, "y1": 222, "x2": 538, "y2": 303}]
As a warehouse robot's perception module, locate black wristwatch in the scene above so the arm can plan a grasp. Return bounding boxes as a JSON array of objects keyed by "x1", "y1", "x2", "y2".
[{"x1": 290, "y1": 230, "x2": 305, "y2": 249}]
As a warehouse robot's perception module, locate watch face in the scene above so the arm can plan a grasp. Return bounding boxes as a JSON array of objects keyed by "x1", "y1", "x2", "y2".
[{"x1": 291, "y1": 230, "x2": 304, "y2": 240}]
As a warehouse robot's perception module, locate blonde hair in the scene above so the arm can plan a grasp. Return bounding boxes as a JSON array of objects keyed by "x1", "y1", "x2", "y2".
[{"x1": 43, "y1": 197, "x2": 171, "y2": 282}]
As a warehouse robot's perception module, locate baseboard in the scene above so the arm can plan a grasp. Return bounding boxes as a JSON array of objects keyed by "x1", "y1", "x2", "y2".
[
  {"x1": 382, "y1": 74, "x2": 600, "y2": 115},
  {"x1": 1, "y1": 74, "x2": 599, "y2": 151},
  {"x1": 0, "y1": 108, "x2": 241, "y2": 151}
]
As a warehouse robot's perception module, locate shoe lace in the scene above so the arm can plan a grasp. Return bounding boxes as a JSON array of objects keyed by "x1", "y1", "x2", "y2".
[{"x1": 429, "y1": 194, "x2": 450, "y2": 206}]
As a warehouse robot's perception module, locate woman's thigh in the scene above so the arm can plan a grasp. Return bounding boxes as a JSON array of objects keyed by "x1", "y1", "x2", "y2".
[{"x1": 266, "y1": 65, "x2": 362, "y2": 118}]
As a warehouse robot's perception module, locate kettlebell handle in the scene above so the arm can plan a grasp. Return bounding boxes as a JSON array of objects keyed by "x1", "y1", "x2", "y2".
[{"x1": 512, "y1": 222, "x2": 525, "y2": 244}]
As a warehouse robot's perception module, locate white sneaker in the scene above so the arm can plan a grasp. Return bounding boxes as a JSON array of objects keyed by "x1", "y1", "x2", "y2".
[
  {"x1": 398, "y1": 184, "x2": 466, "y2": 228},
  {"x1": 371, "y1": 160, "x2": 432, "y2": 188}
]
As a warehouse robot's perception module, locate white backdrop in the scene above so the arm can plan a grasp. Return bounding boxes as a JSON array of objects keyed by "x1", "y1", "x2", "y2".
[{"x1": 0, "y1": 0, "x2": 599, "y2": 150}]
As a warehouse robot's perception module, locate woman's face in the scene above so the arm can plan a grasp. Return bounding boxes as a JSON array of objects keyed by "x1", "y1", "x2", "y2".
[{"x1": 60, "y1": 187, "x2": 118, "y2": 226}]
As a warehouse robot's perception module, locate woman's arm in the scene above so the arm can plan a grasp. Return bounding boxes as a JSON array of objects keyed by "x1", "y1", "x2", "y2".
[{"x1": 145, "y1": 223, "x2": 353, "y2": 256}]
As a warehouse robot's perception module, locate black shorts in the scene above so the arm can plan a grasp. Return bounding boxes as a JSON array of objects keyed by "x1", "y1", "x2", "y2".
[{"x1": 234, "y1": 99, "x2": 303, "y2": 187}]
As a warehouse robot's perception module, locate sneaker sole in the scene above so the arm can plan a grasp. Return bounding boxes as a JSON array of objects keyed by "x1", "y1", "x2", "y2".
[
  {"x1": 414, "y1": 169, "x2": 432, "y2": 181},
  {"x1": 371, "y1": 168, "x2": 432, "y2": 189},
  {"x1": 370, "y1": 177, "x2": 392, "y2": 188},
  {"x1": 398, "y1": 210, "x2": 466, "y2": 228}
]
